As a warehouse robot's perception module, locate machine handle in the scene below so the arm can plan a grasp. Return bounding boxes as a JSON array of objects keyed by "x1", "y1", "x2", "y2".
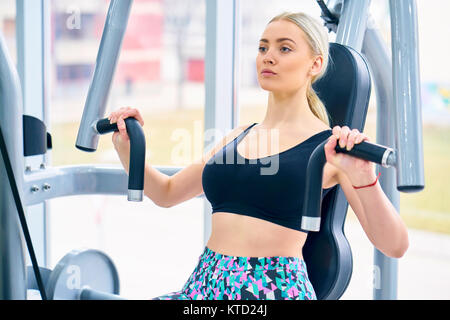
[
  {"x1": 301, "y1": 138, "x2": 396, "y2": 232},
  {"x1": 335, "y1": 140, "x2": 395, "y2": 168},
  {"x1": 96, "y1": 117, "x2": 146, "y2": 202}
]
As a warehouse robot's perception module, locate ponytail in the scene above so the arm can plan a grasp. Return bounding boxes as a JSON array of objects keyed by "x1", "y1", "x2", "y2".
[{"x1": 307, "y1": 83, "x2": 331, "y2": 126}]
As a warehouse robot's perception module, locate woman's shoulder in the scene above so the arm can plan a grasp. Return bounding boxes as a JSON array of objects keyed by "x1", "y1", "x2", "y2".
[{"x1": 310, "y1": 123, "x2": 333, "y2": 136}]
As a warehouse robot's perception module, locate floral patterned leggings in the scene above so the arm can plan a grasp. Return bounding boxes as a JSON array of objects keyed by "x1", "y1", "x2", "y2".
[{"x1": 151, "y1": 246, "x2": 317, "y2": 300}]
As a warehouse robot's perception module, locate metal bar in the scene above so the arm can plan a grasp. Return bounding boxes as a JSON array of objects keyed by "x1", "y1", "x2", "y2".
[
  {"x1": 42, "y1": 0, "x2": 52, "y2": 268},
  {"x1": 362, "y1": 14, "x2": 399, "y2": 300},
  {"x1": 389, "y1": 0, "x2": 425, "y2": 192},
  {"x1": 335, "y1": 0, "x2": 371, "y2": 51},
  {"x1": 75, "y1": 0, "x2": 133, "y2": 152},
  {"x1": 0, "y1": 30, "x2": 27, "y2": 299},
  {"x1": 16, "y1": 0, "x2": 49, "y2": 269},
  {"x1": 23, "y1": 165, "x2": 186, "y2": 206}
]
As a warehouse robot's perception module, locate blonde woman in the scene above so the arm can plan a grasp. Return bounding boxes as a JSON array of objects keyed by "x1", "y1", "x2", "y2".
[{"x1": 108, "y1": 12, "x2": 409, "y2": 300}]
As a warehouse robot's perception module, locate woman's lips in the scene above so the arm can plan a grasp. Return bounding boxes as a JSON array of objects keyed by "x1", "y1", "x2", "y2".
[{"x1": 261, "y1": 71, "x2": 277, "y2": 76}]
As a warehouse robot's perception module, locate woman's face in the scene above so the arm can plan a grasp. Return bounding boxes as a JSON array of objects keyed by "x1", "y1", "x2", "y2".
[{"x1": 256, "y1": 19, "x2": 322, "y2": 94}]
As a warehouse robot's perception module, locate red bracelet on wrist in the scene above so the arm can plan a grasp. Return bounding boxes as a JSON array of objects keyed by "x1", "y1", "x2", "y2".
[{"x1": 352, "y1": 172, "x2": 381, "y2": 189}]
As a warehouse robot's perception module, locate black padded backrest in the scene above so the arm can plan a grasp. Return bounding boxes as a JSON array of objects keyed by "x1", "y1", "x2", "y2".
[{"x1": 303, "y1": 43, "x2": 371, "y2": 300}]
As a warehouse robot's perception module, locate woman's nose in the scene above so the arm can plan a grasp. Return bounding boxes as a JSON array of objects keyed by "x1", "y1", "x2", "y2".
[
  {"x1": 263, "y1": 49, "x2": 275, "y2": 64},
  {"x1": 263, "y1": 55, "x2": 275, "y2": 64}
]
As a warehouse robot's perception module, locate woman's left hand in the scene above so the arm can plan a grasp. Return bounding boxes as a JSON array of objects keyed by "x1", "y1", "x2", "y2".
[{"x1": 324, "y1": 126, "x2": 375, "y2": 182}]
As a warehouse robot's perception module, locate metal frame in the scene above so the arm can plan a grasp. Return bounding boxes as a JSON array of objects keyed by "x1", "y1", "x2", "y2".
[
  {"x1": 0, "y1": 0, "x2": 424, "y2": 300},
  {"x1": 16, "y1": 0, "x2": 50, "y2": 270},
  {"x1": 0, "y1": 23, "x2": 27, "y2": 301},
  {"x1": 325, "y1": 0, "x2": 424, "y2": 299}
]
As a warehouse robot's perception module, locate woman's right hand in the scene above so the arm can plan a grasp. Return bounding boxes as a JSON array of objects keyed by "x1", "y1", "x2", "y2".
[{"x1": 108, "y1": 106, "x2": 145, "y2": 154}]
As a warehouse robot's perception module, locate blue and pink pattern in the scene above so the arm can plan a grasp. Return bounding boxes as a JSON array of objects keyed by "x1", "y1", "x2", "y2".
[{"x1": 152, "y1": 246, "x2": 317, "y2": 300}]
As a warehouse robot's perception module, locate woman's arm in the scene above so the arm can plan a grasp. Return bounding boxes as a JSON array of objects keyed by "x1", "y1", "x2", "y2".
[{"x1": 335, "y1": 168, "x2": 409, "y2": 258}]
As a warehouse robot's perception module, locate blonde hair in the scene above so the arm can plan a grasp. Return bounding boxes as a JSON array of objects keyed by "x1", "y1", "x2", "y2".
[{"x1": 269, "y1": 12, "x2": 332, "y2": 126}]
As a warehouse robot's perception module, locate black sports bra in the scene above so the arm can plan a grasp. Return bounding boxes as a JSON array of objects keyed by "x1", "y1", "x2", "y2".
[{"x1": 202, "y1": 123, "x2": 334, "y2": 233}]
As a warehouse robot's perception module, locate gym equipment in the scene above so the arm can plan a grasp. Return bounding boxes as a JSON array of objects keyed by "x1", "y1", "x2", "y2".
[
  {"x1": 27, "y1": 249, "x2": 123, "y2": 300},
  {"x1": 75, "y1": 0, "x2": 143, "y2": 202},
  {"x1": 0, "y1": 0, "x2": 424, "y2": 300},
  {"x1": 0, "y1": 106, "x2": 126, "y2": 299},
  {"x1": 95, "y1": 118, "x2": 146, "y2": 202},
  {"x1": 302, "y1": 123, "x2": 396, "y2": 231},
  {"x1": 0, "y1": 103, "x2": 47, "y2": 299},
  {"x1": 75, "y1": 0, "x2": 133, "y2": 152}
]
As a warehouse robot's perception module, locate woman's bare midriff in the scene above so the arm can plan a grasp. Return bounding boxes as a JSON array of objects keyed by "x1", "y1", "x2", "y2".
[{"x1": 206, "y1": 212, "x2": 308, "y2": 259}]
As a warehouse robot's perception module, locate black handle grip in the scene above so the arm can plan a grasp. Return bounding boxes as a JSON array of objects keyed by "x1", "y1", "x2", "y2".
[
  {"x1": 96, "y1": 117, "x2": 146, "y2": 201},
  {"x1": 334, "y1": 140, "x2": 388, "y2": 164},
  {"x1": 124, "y1": 118, "x2": 146, "y2": 195},
  {"x1": 96, "y1": 118, "x2": 118, "y2": 134}
]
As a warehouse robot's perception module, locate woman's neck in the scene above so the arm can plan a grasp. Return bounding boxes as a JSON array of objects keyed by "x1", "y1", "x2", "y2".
[{"x1": 260, "y1": 88, "x2": 317, "y2": 130}]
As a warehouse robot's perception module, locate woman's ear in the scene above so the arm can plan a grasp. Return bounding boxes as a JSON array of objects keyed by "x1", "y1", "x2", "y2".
[{"x1": 309, "y1": 55, "x2": 323, "y2": 77}]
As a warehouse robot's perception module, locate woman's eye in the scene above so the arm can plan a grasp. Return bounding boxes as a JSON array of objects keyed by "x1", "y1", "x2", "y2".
[{"x1": 258, "y1": 46, "x2": 291, "y2": 53}]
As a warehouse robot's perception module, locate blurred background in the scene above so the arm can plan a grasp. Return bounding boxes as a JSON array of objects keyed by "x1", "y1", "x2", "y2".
[{"x1": 1, "y1": 0, "x2": 449, "y2": 299}]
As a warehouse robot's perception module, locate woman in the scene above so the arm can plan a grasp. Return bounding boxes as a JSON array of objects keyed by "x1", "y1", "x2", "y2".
[{"x1": 108, "y1": 12, "x2": 409, "y2": 300}]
